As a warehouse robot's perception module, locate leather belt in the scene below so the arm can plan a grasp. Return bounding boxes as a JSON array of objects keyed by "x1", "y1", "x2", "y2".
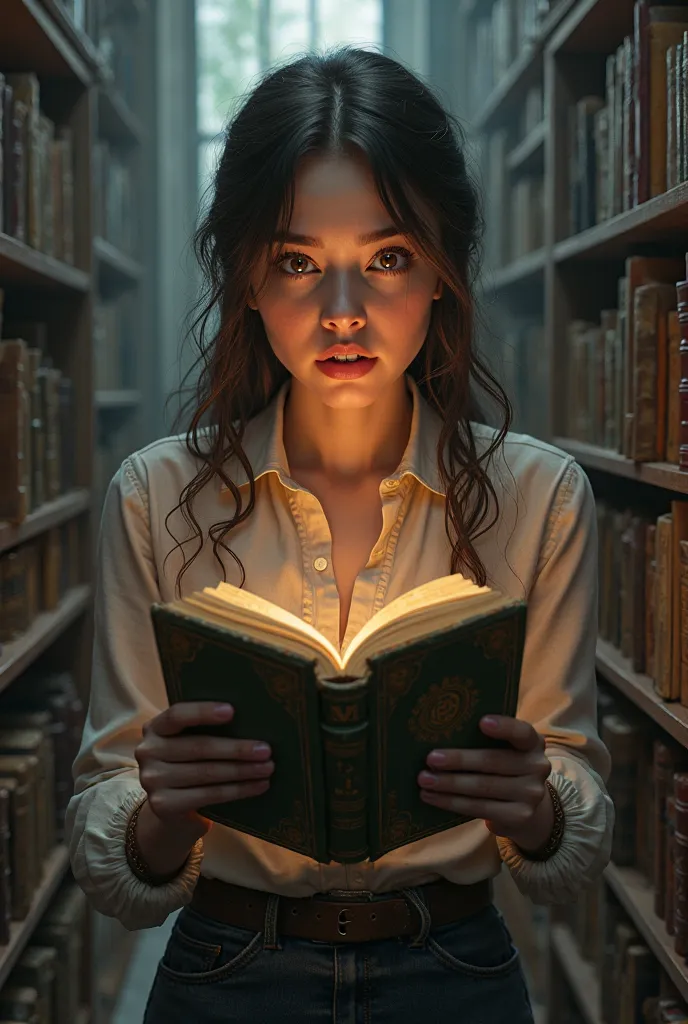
[{"x1": 190, "y1": 876, "x2": 492, "y2": 944}]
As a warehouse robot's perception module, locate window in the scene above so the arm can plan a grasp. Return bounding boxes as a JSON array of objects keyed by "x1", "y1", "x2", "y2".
[{"x1": 195, "y1": 0, "x2": 383, "y2": 196}]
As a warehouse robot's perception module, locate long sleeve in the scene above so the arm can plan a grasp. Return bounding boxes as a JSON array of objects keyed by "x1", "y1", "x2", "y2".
[
  {"x1": 496, "y1": 458, "x2": 615, "y2": 903},
  {"x1": 64, "y1": 459, "x2": 204, "y2": 931}
]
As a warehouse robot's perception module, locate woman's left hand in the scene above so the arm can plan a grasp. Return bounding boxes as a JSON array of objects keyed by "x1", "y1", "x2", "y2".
[{"x1": 417, "y1": 715, "x2": 555, "y2": 853}]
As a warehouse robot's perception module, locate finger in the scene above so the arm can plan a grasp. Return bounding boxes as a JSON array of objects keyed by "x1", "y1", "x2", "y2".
[
  {"x1": 426, "y1": 748, "x2": 550, "y2": 777},
  {"x1": 419, "y1": 791, "x2": 531, "y2": 827},
  {"x1": 418, "y1": 770, "x2": 544, "y2": 804},
  {"x1": 150, "y1": 780, "x2": 271, "y2": 818},
  {"x1": 153, "y1": 702, "x2": 236, "y2": 737},
  {"x1": 144, "y1": 759, "x2": 275, "y2": 789},
  {"x1": 479, "y1": 716, "x2": 544, "y2": 753},
  {"x1": 146, "y1": 734, "x2": 273, "y2": 762}
]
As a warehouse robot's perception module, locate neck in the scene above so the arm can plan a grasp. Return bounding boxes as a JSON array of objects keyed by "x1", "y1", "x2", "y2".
[{"x1": 283, "y1": 376, "x2": 413, "y2": 482}]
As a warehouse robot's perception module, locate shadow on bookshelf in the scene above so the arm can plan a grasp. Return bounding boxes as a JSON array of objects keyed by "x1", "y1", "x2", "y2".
[
  {"x1": 482, "y1": 248, "x2": 547, "y2": 292},
  {"x1": 0, "y1": 234, "x2": 90, "y2": 292},
  {"x1": 0, "y1": 490, "x2": 91, "y2": 556},
  {"x1": 94, "y1": 237, "x2": 143, "y2": 294}
]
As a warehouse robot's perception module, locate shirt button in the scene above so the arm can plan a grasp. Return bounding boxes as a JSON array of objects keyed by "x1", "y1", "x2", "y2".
[{"x1": 313, "y1": 557, "x2": 328, "y2": 572}]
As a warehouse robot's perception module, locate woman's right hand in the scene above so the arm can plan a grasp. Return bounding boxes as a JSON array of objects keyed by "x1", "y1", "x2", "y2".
[{"x1": 134, "y1": 701, "x2": 274, "y2": 837}]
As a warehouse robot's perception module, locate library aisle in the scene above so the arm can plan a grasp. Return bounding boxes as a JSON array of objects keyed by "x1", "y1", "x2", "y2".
[{"x1": 5, "y1": 0, "x2": 688, "y2": 1022}]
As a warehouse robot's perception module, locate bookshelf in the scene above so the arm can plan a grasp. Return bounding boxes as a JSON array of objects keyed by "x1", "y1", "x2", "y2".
[
  {"x1": 459, "y1": 0, "x2": 688, "y2": 1019},
  {"x1": 0, "y1": 2, "x2": 156, "y2": 1021}
]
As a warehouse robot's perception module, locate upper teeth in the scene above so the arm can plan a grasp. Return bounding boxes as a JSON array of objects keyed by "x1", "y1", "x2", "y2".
[{"x1": 333, "y1": 354, "x2": 362, "y2": 361}]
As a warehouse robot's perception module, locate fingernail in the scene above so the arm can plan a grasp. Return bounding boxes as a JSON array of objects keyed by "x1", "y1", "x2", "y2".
[
  {"x1": 419, "y1": 771, "x2": 438, "y2": 787},
  {"x1": 482, "y1": 716, "x2": 499, "y2": 728},
  {"x1": 252, "y1": 742, "x2": 271, "y2": 755},
  {"x1": 214, "y1": 704, "x2": 234, "y2": 718},
  {"x1": 427, "y1": 751, "x2": 446, "y2": 766}
]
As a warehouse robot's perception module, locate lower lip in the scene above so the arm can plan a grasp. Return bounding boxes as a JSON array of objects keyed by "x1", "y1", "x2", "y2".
[{"x1": 316, "y1": 357, "x2": 378, "y2": 379}]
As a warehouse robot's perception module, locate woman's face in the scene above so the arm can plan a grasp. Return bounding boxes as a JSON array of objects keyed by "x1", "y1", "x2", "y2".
[{"x1": 248, "y1": 150, "x2": 442, "y2": 409}]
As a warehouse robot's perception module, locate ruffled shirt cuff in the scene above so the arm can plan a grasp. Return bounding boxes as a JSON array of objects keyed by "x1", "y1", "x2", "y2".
[
  {"x1": 496, "y1": 753, "x2": 614, "y2": 905},
  {"x1": 68, "y1": 777, "x2": 205, "y2": 931}
]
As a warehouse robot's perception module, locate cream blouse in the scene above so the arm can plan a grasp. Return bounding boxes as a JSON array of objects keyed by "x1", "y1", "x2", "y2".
[{"x1": 65, "y1": 374, "x2": 614, "y2": 931}]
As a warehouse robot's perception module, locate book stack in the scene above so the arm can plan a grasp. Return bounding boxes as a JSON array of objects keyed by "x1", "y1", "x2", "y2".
[
  {"x1": 564, "y1": 254, "x2": 688, "y2": 463},
  {"x1": 0, "y1": 72, "x2": 75, "y2": 263},
  {"x1": 0, "y1": 336, "x2": 76, "y2": 527},
  {"x1": 568, "y1": 3, "x2": 688, "y2": 235},
  {"x1": 0, "y1": 524, "x2": 81, "y2": 644}
]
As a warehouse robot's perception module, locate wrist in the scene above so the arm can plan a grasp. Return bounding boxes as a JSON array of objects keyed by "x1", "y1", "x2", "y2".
[
  {"x1": 127, "y1": 798, "x2": 208, "y2": 884},
  {"x1": 512, "y1": 780, "x2": 565, "y2": 861}
]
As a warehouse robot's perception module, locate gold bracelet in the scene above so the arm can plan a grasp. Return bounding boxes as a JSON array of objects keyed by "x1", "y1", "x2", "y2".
[
  {"x1": 519, "y1": 780, "x2": 566, "y2": 862},
  {"x1": 124, "y1": 797, "x2": 190, "y2": 886}
]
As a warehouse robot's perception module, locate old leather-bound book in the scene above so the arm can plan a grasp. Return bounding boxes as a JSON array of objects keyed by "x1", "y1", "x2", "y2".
[
  {"x1": 0, "y1": 757, "x2": 36, "y2": 920},
  {"x1": 655, "y1": 513, "x2": 675, "y2": 698},
  {"x1": 680, "y1": 538, "x2": 688, "y2": 707},
  {"x1": 646, "y1": 523, "x2": 657, "y2": 679},
  {"x1": 667, "y1": 310, "x2": 681, "y2": 463},
  {"x1": 653, "y1": 741, "x2": 688, "y2": 919},
  {"x1": 667, "y1": 792, "x2": 678, "y2": 934},
  {"x1": 624, "y1": 257, "x2": 685, "y2": 457},
  {"x1": 672, "y1": 772, "x2": 688, "y2": 955},
  {"x1": 631, "y1": 282, "x2": 677, "y2": 461},
  {"x1": 0, "y1": 340, "x2": 29, "y2": 525},
  {"x1": 672, "y1": 502, "x2": 688, "y2": 705},
  {"x1": 0, "y1": 730, "x2": 50, "y2": 875},
  {"x1": 677, "y1": 259, "x2": 688, "y2": 470},
  {"x1": 152, "y1": 575, "x2": 526, "y2": 865}
]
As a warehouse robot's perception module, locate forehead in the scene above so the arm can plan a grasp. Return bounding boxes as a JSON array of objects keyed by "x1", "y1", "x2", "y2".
[{"x1": 289, "y1": 151, "x2": 384, "y2": 226}]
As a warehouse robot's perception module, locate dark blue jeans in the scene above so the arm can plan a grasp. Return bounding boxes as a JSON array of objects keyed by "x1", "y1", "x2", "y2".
[{"x1": 143, "y1": 887, "x2": 535, "y2": 1023}]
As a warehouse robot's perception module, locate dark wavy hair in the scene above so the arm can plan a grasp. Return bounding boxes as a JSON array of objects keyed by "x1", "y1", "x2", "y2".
[{"x1": 168, "y1": 44, "x2": 512, "y2": 596}]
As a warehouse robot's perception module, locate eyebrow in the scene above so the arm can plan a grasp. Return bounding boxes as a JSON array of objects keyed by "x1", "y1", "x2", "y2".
[{"x1": 273, "y1": 225, "x2": 403, "y2": 249}]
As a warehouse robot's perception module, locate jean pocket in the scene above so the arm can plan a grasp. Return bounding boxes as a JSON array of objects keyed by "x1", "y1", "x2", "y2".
[
  {"x1": 157, "y1": 906, "x2": 264, "y2": 985},
  {"x1": 425, "y1": 904, "x2": 521, "y2": 978}
]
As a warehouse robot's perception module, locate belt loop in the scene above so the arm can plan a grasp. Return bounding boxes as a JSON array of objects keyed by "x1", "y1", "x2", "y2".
[
  {"x1": 401, "y1": 887, "x2": 432, "y2": 948},
  {"x1": 262, "y1": 893, "x2": 281, "y2": 951}
]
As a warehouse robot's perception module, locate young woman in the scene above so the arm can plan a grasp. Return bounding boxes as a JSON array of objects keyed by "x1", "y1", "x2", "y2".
[{"x1": 65, "y1": 46, "x2": 613, "y2": 1024}]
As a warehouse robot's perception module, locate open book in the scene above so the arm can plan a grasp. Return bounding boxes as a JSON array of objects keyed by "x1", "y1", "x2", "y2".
[{"x1": 151, "y1": 574, "x2": 527, "y2": 864}]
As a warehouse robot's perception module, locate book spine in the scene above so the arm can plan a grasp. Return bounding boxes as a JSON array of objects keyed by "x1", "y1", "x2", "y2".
[
  {"x1": 632, "y1": 283, "x2": 659, "y2": 460},
  {"x1": 635, "y1": 0, "x2": 650, "y2": 206},
  {"x1": 681, "y1": 539, "x2": 688, "y2": 707},
  {"x1": 674, "y1": 771, "x2": 688, "y2": 956},
  {"x1": 667, "y1": 792, "x2": 677, "y2": 934},
  {"x1": 646, "y1": 524, "x2": 657, "y2": 678},
  {"x1": 319, "y1": 684, "x2": 370, "y2": 863},
  {"x1": 678, "y1": 278, "x2": 688, "y2": 470},
  {"x1": 668, "y1": 44, "x2": 677, "y2": 192}
]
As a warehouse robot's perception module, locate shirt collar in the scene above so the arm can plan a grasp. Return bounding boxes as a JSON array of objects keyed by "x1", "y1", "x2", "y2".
[{"x1": 219, "y1": 373, "x2": 446, "y2": 497}]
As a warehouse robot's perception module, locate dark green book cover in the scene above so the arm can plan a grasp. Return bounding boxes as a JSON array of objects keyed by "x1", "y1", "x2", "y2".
[{"x1": 151, "y1": 600, "x2": 526, "y2": 864}]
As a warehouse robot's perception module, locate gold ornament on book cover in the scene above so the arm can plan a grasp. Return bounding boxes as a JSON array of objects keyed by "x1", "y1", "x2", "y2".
[{"x1": 408, "y1": 676, "x2": 479, "y2": 744}]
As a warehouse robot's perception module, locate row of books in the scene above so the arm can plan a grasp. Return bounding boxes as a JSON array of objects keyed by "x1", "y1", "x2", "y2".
[
  {"x1": 93, "y1": 293, "x2": 138, "y2": 390},
  {"x1": 0, "y1": 670, "x2": 85, "y2": 937},
  {"x1": 93, "y1": 140, "x2": 137, "y2": 256},
  {"x1": 0, "y1": 525, "x2": 80, "y2": 645},
  {"x1": 597, "y1": 496, "x2": 688, "y2": 705},
  {"x1": 493, "y1": 320, "x2": 549, "y2": 439},
  {"x1": 0, "y1": 331, "x2": 76, "y2": 527},
  {"x1": 554, "y1": 880, "x2": 688, "y2": 1023},
  {"x1": 0, "y1": 879, "x2": 87, "y2": 1024},
  {"x1": 569, "y1": 3, "x2": 688, "y2": 235},
  {"x1": 484, "y1": 134, "x2": 544, "y2": 268},
  {"x1": 466, "y1": 0, "x2": 562, "y2": 119},
  {"x1": 0, "y1": 73, "x2": 75, "y2": 265},
  {"x1": 564, "y1": 254, "x2": 688, "y2": 466}
]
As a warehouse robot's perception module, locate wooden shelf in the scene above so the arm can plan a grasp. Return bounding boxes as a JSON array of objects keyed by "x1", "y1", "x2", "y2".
[
  {"x1": 596, "y1": 638, "x2": 688, "y2": 751},
  {"x1": 552, "y1": 437, "x2": 688, "y2": 493},
  {"x1": 507, "y1": 122, "x2": 546, "y2": 174},
  {"x1": 483, "y1": 248, "x2": 547, "y2": 292},
  {"x1": 98, "y1": 86, "x2": 146, "y2": 148},
  {"x1": 0, "y1": 844, "x2": 70, "y2": 990},
  {"x1": 550, "y1": 924, "x2": 603, "y2": 1024},
  {"x1": 548, "y1": 0, "x2": 635, "y2": 56},
  {"x1": 0, "y1": 490, "x2": 90, "y2": 556},
  {"x1": 0, "y1": 0, "x2": 92, "y2": 84},
  {"x1": 94, "y1": 237, "x2": 143, "y2": 292},
  {"x1": 553, "y1": 185, "x2": 688, "y2": 262},
  {"x1": 0, "y1": 585, "x2": 91, "y2": 694},
  {"x1": 0, "y1": 234, "x2": 90, "y2": 292},
  {"x1": 95, "y1": 389, "x2": 142, "y2": 410},
  {"x1": 604, "y1": 862, "x2": 688, "y2": 1004},
  {"x1": 39, "y1": 0, "x2": 103, "y2": 73}
]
